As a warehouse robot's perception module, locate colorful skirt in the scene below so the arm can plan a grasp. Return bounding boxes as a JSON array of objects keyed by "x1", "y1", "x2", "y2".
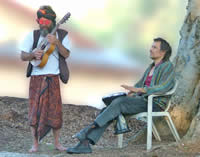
[{"x1": 28, "y1": 75, "x2": 62, "y2": 140}]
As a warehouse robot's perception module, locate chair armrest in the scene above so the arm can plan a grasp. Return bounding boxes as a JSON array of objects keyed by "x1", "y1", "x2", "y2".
[
  {"x1": 147, "y1": 81, "x2": 178, "y2": 112},
  {"x1": 148, "y1": 92, "x2": 173, "y2": 98},
  {"x1": 148, "y1": 93, "x2": 173, "y2": 112},
  {"x1": 147, "y1": 93, "x2": 169, "y2": 113},
  {"x1": 147, "y1": 95, "x2": 161, "y2": 113},
  {"x1": 147, "y1": 81, "x2": 178, "y2": 98}
]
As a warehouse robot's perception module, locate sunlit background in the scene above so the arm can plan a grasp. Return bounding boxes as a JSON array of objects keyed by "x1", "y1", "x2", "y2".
[{"x1": 0, "y1": 0, "x2": 187, "y2": 108}]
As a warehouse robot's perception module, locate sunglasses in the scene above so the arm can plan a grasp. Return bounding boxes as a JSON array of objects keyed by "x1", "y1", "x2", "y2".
[{"x1": 36, "y1": 18, "x2": 52, "y2": 25}]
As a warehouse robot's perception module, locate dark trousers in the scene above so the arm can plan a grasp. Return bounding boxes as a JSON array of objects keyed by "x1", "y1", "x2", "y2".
[{"x1": 83, "y1": 96, "x2": 161, "y2": 144}]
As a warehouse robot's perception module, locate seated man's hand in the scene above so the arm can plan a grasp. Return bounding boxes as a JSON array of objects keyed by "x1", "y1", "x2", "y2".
[
  {"x1": 127, "y1": 91, "x2": 135, "y2": 97},
  {"x1": 121, "y1": 85, "x2": 133, "y2": 91},
  {"x1": 121, "y1": 85, "x2": 146, "y2": 94},
  {"x1": 137, "y1": 88, "x2": 146, "y2": 93},
  {"x1": 121, "y1": 85, "x2": 138, "y2": 92}
]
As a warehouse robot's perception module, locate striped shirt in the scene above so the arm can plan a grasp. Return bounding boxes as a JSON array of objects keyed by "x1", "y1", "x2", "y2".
[{"x1": 134, "y1": 61, "x2": 175, "y2": 109}]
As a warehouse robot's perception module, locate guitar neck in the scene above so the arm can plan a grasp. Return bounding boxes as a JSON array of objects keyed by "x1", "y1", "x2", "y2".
[{"x1": 50, "y1": 23, "x2": 61, "y2": 35}]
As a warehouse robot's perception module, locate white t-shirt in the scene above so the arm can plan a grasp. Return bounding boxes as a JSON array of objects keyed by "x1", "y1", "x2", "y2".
[{"x1": 19, "y1": 31, "x2": 70, "y2": 76}]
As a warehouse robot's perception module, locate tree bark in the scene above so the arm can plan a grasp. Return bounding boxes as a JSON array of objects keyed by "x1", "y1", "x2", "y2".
[{"x1": 163, "y1": 0, "x2": 200, "y2": 138}]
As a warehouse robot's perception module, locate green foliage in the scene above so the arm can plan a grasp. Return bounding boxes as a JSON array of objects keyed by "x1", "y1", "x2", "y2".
[
  {"x1": 139, "y1": 0, "x2": 169, "y2": 17},
  {"x1": 74, "y1": 0, "x2": 187, "y2": 62}
]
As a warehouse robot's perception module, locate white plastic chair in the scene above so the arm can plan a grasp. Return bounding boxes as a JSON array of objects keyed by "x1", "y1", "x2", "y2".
[{"x1": 118, "y1": 82, "x2": 180, "y2": 151}]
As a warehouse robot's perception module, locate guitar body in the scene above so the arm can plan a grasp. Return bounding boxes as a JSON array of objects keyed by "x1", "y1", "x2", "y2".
[
  {"x1": 38, "y1": 44, "x2": 56, "y2": 68},
  {"x1": 31, "y1": 44, "x2": 56, "y2": 68}
]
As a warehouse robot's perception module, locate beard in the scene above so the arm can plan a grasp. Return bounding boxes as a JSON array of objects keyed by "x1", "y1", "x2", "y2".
[
  {"x1": 150, "y1": 56, "x2": 155, "y2": 59},
  {"x1": 39, "y1": 23, "x2": 55, "y2": 37}
]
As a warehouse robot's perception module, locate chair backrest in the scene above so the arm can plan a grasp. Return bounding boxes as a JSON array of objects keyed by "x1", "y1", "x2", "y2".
[{"x1": 164, "y1": 81, "x2": 178, "y2": 111}]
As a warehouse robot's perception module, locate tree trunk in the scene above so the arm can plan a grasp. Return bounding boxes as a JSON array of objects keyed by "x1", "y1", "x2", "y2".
[{"x1": 160, "y1": 0, "x2": 200, "y2": 138}]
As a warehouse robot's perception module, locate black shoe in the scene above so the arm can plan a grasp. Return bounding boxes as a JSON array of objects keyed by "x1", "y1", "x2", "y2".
[{"x1": 66, "y1": 142, "x2": 92, "y2": 154}]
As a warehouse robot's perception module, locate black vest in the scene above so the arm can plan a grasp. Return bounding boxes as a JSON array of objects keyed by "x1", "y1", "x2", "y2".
[{"x1": 26, "y1": 29, "x2": 70, "y2": 84}]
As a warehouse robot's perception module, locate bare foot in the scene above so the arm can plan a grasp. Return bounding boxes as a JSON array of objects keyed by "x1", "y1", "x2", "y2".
[
  {"x1": 29, "y1": 145, "x2": 38, "y2": 153},
  {"x1": 55, "y1": 143, "x2": 66, "y2": 151}
]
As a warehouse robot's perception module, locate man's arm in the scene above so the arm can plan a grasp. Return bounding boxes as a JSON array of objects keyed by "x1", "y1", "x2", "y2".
[
  {"x1": 121, "y1": 67, "x2": 150, "y2": 94},
  {"x1": 56, "y1": 40, "x2": 70, "y2": 58},
  {"x1": 47, "y1": 34, "x2": 70, "y2": 58},
  {"x1": 21, "y1": 49, "x2": 43, "y2": 61},
  {"x1": 21, "y1": 51, "x2": 35, "y2": 61},
  {"x1": 121, "y1": 62, "x2": 175, "y2": 95}
]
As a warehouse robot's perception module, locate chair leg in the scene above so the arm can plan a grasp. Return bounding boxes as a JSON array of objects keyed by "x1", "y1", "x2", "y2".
[
  {"x1": 118, "y1": 134, "x2": 123, "y2": 148},
  {"x1": 165, "y1": 114, "x2": 180, "y2": 142},
  {"x1": 147, "y1": 116, "x2": 152, "y2": 151},
  {"x1": 152, "y1": 122, "x2": 161, "y2": 141}
]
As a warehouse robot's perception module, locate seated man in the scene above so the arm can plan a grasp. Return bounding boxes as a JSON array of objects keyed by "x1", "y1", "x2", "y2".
[{"x1": 66, "y1": 37, "x2": 175, "y2": 154}]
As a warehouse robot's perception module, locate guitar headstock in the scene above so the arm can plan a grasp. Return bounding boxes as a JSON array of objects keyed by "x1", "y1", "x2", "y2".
[{"x1": 59, "y1": 12, "x2": 71, "y2": 24}]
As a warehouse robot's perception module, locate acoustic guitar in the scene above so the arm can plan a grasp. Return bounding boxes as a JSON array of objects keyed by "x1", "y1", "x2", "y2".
[{"x1": 31, "y1": 12, "x2": 71, "y2": 68}]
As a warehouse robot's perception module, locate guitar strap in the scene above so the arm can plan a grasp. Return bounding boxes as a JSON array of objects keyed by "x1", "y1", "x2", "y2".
[{"x1": 26, "y1": 29, "x2": 70, "y2": 84}]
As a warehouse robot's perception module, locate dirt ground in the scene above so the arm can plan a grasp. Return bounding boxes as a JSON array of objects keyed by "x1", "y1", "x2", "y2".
[{"x1": 0, "y1": 96, "x2": 200, "y2": 157}]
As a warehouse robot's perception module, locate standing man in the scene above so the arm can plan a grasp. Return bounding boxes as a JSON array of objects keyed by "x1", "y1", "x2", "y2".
[
  {"x1": 66, "y1": 37, "x2": 175, "y2": 154},
  {"x1": 20, "y1": 5, "x2": 70, "y2": 152}
]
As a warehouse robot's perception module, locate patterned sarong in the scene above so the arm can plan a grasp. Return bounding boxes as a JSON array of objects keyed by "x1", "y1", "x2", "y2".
[{"x1": 28, "y1": 75, "x2": 63, "y2": 141}]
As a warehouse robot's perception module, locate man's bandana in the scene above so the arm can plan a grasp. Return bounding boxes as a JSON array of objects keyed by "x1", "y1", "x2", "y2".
[{"x1": 37, "y1": 6, "x2": 56, "y2": 22}]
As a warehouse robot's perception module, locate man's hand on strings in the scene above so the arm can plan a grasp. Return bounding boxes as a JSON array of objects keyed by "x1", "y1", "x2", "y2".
[{"x1": 47, "y1": 34, "x2": 59, "y2": 45}]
